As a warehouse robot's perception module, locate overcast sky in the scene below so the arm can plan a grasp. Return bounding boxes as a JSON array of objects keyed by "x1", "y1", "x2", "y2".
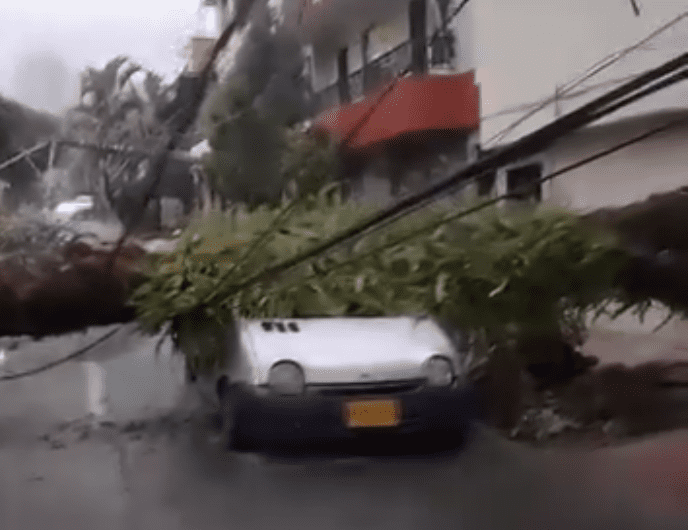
[{"x1": 0, "y1": 1, "x2": 211, "y2": 114}]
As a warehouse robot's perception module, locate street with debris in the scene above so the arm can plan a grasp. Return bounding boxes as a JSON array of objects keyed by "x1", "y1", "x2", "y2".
[{"x1": 1, "y1": 324, "x2": 688, "y2": 529}]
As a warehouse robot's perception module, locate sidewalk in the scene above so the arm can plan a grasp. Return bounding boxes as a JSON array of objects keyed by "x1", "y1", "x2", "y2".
[
  {"x1": 584, "y1": 309, "x2": 688, "y2": 367},
  {"x1": 587, "y1": 429, "x2": 688, "y2": 518},
  {"x1": 546, "y1": 314, "x2": 688, "y2": 518}
]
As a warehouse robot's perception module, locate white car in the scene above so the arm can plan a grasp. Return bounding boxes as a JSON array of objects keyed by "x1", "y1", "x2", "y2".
[
  {"x1": 52, "y1": 195, "x2": 94, "y2": 222},
  {"x1": 186, "y1": 316, "x2": 483, "y2": 452}
]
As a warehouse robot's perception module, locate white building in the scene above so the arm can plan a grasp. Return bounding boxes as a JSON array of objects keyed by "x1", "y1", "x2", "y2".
[
  {"x1": 460, "y1": 1, "x2": 688, "y2": 360},
  {"x1": 456, "y1": 0, "x2": 688, "y2": 211},
  {"x1": 281, "y1": 0, "x2": 481, "y2": 204},
  {"x1": 195, "y1": 1, "x2": 688, "y2": 359}
]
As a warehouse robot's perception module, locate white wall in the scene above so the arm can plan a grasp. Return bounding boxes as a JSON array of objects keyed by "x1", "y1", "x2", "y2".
[
  {"x1": 546, "y1": 115, "x2": 688, "y2": 212},
  {"x1": 468, "y1": 0, "x2": 688, "y2": 147},
  {"x1": 540, "y1": 113, "x2": 688, "y2": 355},
  {"x1": 307, "y1": 0, "x2": 474, "y2": 93},
  {"x1": 312, "y1": 48, "x2": 339, "y2": 92},
  {"x1": 367, "y1": 8, "x2": 409, "y2": 62}
]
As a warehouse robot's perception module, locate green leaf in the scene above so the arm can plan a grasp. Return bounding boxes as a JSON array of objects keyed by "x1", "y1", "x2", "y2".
[
  {"x1": 389, "y1": 258, "x2": 411, "y2": 277},
  {"x1": 294, "y1": 282, "x2": 347, "y2": 316}
]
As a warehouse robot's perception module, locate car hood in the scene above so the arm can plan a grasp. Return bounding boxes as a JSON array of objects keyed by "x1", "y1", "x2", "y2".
[{"x1": 238, "y1": 317, "x2": 458, "y2": 385}]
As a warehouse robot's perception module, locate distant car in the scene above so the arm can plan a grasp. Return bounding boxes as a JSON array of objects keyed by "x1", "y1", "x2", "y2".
[
  {"x1": 52, "y1": 195, "x2": 94, "y2": 222},
  {"x1": 187, "y1": 316, "x2": 483, "y2": 452}
]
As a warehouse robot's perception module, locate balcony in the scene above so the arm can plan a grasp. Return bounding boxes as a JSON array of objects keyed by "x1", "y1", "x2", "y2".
[
  {"x1": 313, "y1": 35, "x2": 457, "y2": 115},
  {"x1": 290, "y1": 0, "x2": 403, "y2": 44},
  {"x1": 313, "y1": 70, "x2": 480, "y2": 151}
]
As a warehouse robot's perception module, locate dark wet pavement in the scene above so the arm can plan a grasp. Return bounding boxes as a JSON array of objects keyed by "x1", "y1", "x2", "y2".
[{"x1": 1, "y1": 325, "x2": 687, "y2": 530}]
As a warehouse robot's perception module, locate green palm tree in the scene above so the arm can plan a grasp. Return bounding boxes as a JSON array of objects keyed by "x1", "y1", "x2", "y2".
[{"x1": 64, "y1": 57, "x2": 172, "y2": 215}]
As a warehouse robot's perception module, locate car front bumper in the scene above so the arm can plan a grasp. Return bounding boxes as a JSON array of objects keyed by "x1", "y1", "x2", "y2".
[{"x1": 231, "y1": 382, "x2": 485, "y2": 451}]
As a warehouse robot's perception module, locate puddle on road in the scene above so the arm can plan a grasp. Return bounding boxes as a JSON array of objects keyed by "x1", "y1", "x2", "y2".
[{"x1": 0, "y1": 325, "x2": 189, "y2": 430}]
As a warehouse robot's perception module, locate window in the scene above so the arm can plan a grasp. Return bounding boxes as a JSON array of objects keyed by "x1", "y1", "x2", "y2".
[
  {"x1": 477, "y1": 171, "x2": 496, "y2": 197},
  {"x1": 506, "y1": 163, "x2": 542, "y2": 202},
  {"x1": 430, "y1": 30, "x2": 455, "y2": 67}
]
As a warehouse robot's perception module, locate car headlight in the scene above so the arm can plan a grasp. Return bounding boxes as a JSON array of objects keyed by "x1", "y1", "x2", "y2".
[
  {"x1": 267, "y1": 361, "x2": 305, "y2": 395},
  {"x1": 423, "y1": 355, "x2": 455, "y2": 387}
]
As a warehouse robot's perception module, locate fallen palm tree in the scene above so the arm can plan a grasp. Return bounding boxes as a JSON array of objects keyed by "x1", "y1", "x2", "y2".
[
  {"x1": 0, "y1": 183, "x2": 687, "y2": 344},
  {"x1": 582, "y1": 187, "x2": 688, "y2": 314}
]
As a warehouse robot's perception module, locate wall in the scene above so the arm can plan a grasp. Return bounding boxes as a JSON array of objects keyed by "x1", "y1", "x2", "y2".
[
  {"x1": 348, "y1": 131, "x2": 472, "y2": 206},
  {"x1": 311, "y1": 48, "x2": 339, "y2": 92},
  {"x1": 468, "y1": 0, "x2": 688, "y2": 147},
  {"x1": 367, "y1": 8, "x2": 411, "y2": 62},
  {"x1": 545, "y1": 113, "x2": 688, "y2": 213},
  {"x1": 535, "y1": 111, "x2": 688, "y2": 359},
  {"x1": 306, "y1": 0, "x2": 470, "y2": 95}
]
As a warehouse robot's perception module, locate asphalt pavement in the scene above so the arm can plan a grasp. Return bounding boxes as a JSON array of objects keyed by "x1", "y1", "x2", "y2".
[{"x1": 1, "y1": 325, "x2": 687, "y2": 530}]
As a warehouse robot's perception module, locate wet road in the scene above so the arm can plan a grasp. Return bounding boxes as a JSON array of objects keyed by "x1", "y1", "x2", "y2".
[{"x1": 1, "y1": 325, "x2": 687, "y2": 530}]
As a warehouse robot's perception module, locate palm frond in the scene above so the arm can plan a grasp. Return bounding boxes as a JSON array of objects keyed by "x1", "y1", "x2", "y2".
[{"x1": 118, "y1": 63, "x2": 143, "y2": 90}]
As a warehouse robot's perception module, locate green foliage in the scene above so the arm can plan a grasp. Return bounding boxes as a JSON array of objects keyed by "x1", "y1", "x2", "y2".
[
  {"x1": 281, "y1": 128, "x2": 341, "y2": 199},
  {"x1": 131, "y1": 197, "x2": 633, "y2": 370},
  {"x1": 64, "y1": 56, "x2": 171, "y2": 211},
  {"x1": 199, "y1": 3, "x2": 314, "y2": 209},
  {"x1": 203, "y1": 96, "x2": 285, "y2": 206},
  {"x1": 202, "y1": 113, "x2": 339, "y2": 208}
]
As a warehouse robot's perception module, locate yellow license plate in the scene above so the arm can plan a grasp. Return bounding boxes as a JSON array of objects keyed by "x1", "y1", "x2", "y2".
[{"x1": 344, "y1": 399, "x2": 402, "y2": 428}]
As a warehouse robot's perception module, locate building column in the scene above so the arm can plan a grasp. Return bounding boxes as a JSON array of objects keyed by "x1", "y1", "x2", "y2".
[
  {"x1": 337, "y1": 48, "x2": 351, "y2": 104},
  {"x1": 495, "y1": 169, "x2": 508, "y2": 208},
  {"x1": 409, "y1": 0, "x2": 428, "y2": 74},
  {"x1": 361, "y1": 28, "x2": 371, "y2": 93}
]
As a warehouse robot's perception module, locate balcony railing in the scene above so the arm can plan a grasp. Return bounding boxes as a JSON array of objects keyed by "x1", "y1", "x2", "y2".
[{"x1": 314, "y1": 37, "x2": 455, "y2": 114}]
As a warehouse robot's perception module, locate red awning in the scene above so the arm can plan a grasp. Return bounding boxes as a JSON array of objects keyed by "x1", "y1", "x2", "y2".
[{"x1": 314, "y1": 71, "x2": 480, "y2": 151}]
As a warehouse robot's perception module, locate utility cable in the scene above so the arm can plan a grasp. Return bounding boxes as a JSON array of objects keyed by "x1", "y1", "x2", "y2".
[
  {"x1": 105, "y1": 0, "x2": 261, "y2": 273},
  {"x1": 481, "y1": 74, "x2": 642, "y2": 121},
  {"x1": 0, "y1": 141, "x2": 50, "y2": 173},
  {"x1": 585, "y1": 67, "x2": 688, "y2": 124},
  {"x1": 201, "y1": 49, "x2": 688, "y2": 306},
  {"x1": 484, "y1": 11, "x2": 688, "y2": 147},
  {"x1": 428, "y1": 0, "x2": 473, "y2": 48},
  {"x1": 279, "y1": 114, "x2": 688, "y2": 292},
  {"x1": 0, "y1": 327, "x2": 122, "y2": 382},
  {"x1": 219, "y1": 110, "x2": 688, "y2": 313}
]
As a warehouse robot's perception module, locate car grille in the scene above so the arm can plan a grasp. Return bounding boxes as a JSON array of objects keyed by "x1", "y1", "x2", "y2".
[{"x1": 309, "y1": 379, "x2": 425, "y2": 396}]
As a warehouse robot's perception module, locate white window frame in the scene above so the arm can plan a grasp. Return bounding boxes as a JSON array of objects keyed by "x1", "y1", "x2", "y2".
[{"x1": 495, "y1": 154, "x2": 552, "y2": 206}]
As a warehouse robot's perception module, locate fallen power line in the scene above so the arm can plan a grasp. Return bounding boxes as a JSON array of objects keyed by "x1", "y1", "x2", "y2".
[
  {"x1": 278, "y1": 113, "x2": 688, "y2": 292},
  {"x1": 0, "y1": 327, "x2": 122, "y2": 382},
  {"x1": 6, "y1": 116, "x2": 683, "y2": 379},
  {"x1": 203, "y1": 48, "x2": 688, "y2": 305}
]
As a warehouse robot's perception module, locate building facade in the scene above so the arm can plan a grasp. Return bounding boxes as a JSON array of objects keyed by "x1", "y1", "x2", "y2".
[
  {"x1": 461, "y1": 0, "x2": 688, "y2": 354},
  {"x1": 462, "y1": 0, "x2": 688, "y2": 210},
  {"x1": 280, "y1": 0, "x2": 481, "y2": 205}
]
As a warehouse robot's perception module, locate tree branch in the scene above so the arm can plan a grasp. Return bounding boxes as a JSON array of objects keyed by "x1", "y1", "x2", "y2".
[{"x1": 0, "y1": 142, "x2": 50, "y2": 173}]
